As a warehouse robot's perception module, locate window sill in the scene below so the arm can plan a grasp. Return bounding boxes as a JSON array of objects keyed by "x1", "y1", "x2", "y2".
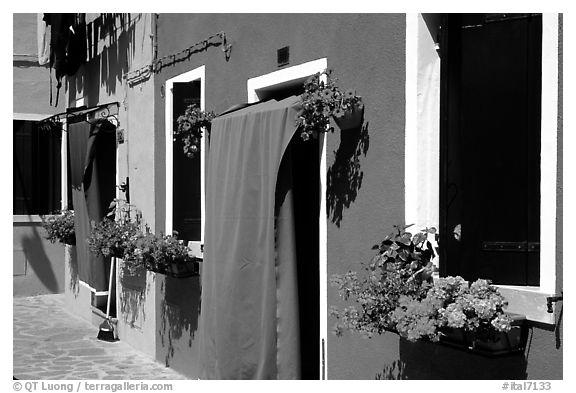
[
  {"x1": 495, "y1": 285, "x2": 556, "y2": 325},
  {"x1": 13, "y1": 215, "x2": 43, "y2": 224}
]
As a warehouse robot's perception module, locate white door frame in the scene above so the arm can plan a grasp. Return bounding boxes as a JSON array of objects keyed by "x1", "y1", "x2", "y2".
[
  {"x1": 165, "y1": 65, "x2": 206, "y2": 255},
  {"x1": 247, "y1": 57, "x2": 328, "y2": 379}
]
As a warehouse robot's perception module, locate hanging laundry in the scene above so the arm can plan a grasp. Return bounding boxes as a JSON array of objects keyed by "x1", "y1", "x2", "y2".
[{"x1": 43, "y1": 13, "x2": 87, "y2": 106}]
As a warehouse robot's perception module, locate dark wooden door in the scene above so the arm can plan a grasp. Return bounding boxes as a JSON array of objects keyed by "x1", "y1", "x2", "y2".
[{"x1": 440, "y1": 14, "x2": 542, "y2": 285}]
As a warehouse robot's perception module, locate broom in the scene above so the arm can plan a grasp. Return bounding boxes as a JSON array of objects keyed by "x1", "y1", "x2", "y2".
[{"x1": 97, "y1": 257, "x2": 117, "y2": 341}]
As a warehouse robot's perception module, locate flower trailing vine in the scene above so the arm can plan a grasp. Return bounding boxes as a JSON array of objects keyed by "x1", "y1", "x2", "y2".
[
  {"x1": 296, "y1": 69, "x2": 363, "y2": 141},
  {"x1": 175, "y1": 105, "x2": 215, "y2": 158}
]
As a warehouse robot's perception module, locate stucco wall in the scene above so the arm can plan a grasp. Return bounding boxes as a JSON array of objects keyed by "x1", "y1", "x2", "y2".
[
  {"x1": 65, "y1": 13, "x2": 158, "y2": 357},
  {"x1": 152, "y1": 13, "x2": 406, "y2": 379},
  {"x1": 13, "y1": 14, "x2": 67, "y2": 298},
  {"x1": 151, "y1": 13, "x2": 560, "y2": 380},
  {"x1": 13, "y1": 221, "x2": 65, "y2": 297}
]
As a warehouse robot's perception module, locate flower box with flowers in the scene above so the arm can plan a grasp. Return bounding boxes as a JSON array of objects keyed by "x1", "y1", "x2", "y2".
[
  {"x1": 329, "y1": 224, "x2": 527, "y2": 357},
  {"x1": 42, "y1": 210, "x2": 76, "y2": 246},
  {"x1": 130, "y1": 233, "x2": 200, "y2": 279},
  {"x1": 296, "y1": 69, "x2": 363, "y2": 141},
  {"x1": 439, "y1": 313, "x2": 527, "y2": 356}
]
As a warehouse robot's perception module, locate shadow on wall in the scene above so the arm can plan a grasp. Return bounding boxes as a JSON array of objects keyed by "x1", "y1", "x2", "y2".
[
  {"x1": 159, "y1": 276, "x2": 201, "y2": 367},
  {"x1": 68, "y1": 245, "x2": 80, "y2": 296},
  {"x1": 375, "y1": 339, "x2": 528, "y2": 380},
  {"x1": 119, "y1": 267, "x2": 148, "y2": 328},
  {"x1": 21, "y1": 226, "x2": 59, "y2": 294},
  {"x1": 327, "y1": 122, "x2": 370, "y2": 227},
  {"x1": 69, "y1": 13, "x2": 137, "y2": 101}
]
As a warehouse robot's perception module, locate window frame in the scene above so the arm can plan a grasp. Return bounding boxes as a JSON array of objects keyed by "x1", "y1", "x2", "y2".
[
  {"x1": 405, "y1": 13, "x2": 561, "y2": 324},
  {"x1": 165, "y1": 65, "x2": 206, "y2": 257}
]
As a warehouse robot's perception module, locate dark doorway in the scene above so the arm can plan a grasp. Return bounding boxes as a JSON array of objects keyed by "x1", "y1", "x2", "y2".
[
  {"x1": 440, "y1": 14, "x2": 542, "y2": 285},
  {"x1": 267, "y1": 85, "x2": 320, "y2": 379},
  {"x1": 284, "y1": 133, "x2": 320, "y2": 379}
]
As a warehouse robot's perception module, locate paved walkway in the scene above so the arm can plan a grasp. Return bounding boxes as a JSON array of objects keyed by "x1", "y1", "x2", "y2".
[{"x1": 13, "y1": 294, "x2": 187, "y2": 380}]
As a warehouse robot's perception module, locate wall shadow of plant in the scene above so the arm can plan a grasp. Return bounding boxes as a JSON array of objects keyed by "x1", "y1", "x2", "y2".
[
  {"x1": 375, "y1": 359, "x2": 407, "y2": 380},
  {"x1": 375, "y1": 339, "x2": 528, "y2": 380},
  {"x1": 327, "y1": 122, "x2": 370, "y2": 227},
  {"x1": 119, "y1": 266, "x2": 147, "y2": 328},
  {"x1": 159, "y1": 275, "x2": 201, "y2": 367},
  {"x1": 67, "y1": 246, "x2": 80, "y2": 296}
]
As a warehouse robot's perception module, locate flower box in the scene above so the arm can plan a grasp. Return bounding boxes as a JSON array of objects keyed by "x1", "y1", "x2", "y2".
[
  {"x1": 147, "y1": 257, "x2": 200, "y2": 278},
  {"x1": 439, "y1": 313, "x2": 527, "y2": 356}
]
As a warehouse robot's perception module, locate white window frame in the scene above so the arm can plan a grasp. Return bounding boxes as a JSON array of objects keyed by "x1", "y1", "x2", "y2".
[
  {"x1": 247, "y1": 57, "x2": 328, "y2": 378},
  {"x1": 405, "y1": 13, "x2": 561, "y2": 324},
  {"x1": 165, "y1": 65, "x2": 206, "y2": 257}
]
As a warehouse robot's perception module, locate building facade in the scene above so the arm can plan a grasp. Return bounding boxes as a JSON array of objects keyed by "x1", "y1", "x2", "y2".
[{"x1": 21, "y1": 13, "x2": 563, "y2": 380}]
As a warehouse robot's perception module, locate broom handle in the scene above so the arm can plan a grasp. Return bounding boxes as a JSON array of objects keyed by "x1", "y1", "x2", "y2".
[{"x1": 105, "y1": 257, "x2": 115, "y2": 318}]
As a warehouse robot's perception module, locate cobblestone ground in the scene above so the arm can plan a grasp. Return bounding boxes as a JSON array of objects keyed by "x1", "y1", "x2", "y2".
[{"x1": 13, "y1": 294, "x2": 187, "y2": 380}]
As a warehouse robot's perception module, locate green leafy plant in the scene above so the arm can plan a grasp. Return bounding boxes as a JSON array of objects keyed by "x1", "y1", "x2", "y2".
[
  {"x1": 175, "y1": 104, "x2": 215, "y2": 158},
  {"x1": 41, "y1": 210, "x2": 76, "y2": 246},
  {"x1": 296, "y1": 69, "x2": 363, "y2": 141}
]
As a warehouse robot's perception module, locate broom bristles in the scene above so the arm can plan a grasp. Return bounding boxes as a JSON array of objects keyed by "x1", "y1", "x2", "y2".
[{"x1": 97, "y1": 319, "x2": 116, "y2": 342}]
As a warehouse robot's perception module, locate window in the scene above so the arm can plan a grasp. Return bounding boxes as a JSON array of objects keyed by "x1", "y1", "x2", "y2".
[
  {"x1": 407, "y1": 13, "x2": 560, "y2": 323},
  {"x1": 13, "y1": 119, "x2": 62, "y2": 215},
  {"x1": 165, "y1": 66, "x2": 206, "y2": 256}
]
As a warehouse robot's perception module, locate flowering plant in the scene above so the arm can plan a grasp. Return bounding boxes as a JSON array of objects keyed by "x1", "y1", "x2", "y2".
[
  {"x1": 391, "y1": 276, "x2": 512, "y2": 342},
  {"x1": 330, "y1": 224, "x2": 512, "y2": 343},
  {"x1": 42, "y1": 210, "x2": 76, "y2": 245},
  {"x1": 296, "y1": 69, "x2": 363, "y2": 141},
  {"x1": 87, "y1": 199, "x2": 145, "y2": 260},
  {"x1": 330, "y1": 224, "x2": 437, "y2": 338},
  {"x1": 129, "y1": 232, "x2": 195, "y2": 273},
  {"x1": 175, "y1": 104, "x2": 215, "y2": 158}
]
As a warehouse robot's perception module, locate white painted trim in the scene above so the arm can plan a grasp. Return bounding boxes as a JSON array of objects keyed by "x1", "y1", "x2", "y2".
[
  {"x1": 13, "y1": 215, "x2": 43, "y2": 223},
  {"x1": 246, "y1": 58, "x2": 328, "y2": 103},
  {"x1": 78, "y1": 279, "x2": 108, "y2": 295},
  {"x1": 13, "y1": 113, "x2": 53, "y2": 121},
  {"x1": 165, "y1": 65, "x2": 206, "y2": 252},
  {"x1": 539, "y1": 13, "x2": 559, "y2": 294},
  {"x1": 405, "y1": 13, "x2": 419, "y2": 226},
  {"x1": 60, "y1": 118, "x2": 68, "y2": 211},
  {"x1": 246, "y1": 57, "x2": 328, "y2": 378}
]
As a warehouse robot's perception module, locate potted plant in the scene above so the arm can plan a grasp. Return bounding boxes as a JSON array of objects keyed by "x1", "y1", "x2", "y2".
[
  {"x1": 174, "y1": 104, "x2": 215, "y2": 158},
  {"x1": 330, "y1": 224, "x2": 525, "y2": 356},
  {"x1": 129, "y1": 232, "x2": 199, "y2": 278},
  {"x1": 42, "y1": 210, "x2": 76, "y2": 246},
  {"x1": 42, "y1": 210, "x2": 78, "y2": 288},
  {"x1": 296, "y1": 69, "x2": 363, "y2": 141}
]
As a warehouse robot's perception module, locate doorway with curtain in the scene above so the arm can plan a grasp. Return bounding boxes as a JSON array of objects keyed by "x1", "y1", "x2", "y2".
[{"x1": 199, "y1": 93, "x2": 321, "y2": 379}]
